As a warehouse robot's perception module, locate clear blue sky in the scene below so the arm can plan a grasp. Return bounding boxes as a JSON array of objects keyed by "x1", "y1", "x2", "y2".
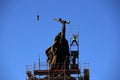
[{"x1": 0, "y1": 0, "x2": 120, "y2": 80}]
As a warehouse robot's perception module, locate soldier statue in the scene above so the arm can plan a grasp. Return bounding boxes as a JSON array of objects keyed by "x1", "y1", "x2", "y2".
[{"x1": 46, "y1": 18, "x2": 70, "y2": 71}]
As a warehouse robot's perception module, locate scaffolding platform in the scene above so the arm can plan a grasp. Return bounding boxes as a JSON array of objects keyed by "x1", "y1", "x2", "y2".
[{"x1": 34, "y1": 69, "x2": 80, "y2": 75}]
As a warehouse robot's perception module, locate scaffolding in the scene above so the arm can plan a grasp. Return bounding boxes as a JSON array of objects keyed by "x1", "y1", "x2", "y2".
[
  {"x1": 26, "y1": 62, "x2": 89, "y2": 80},
  {"x1": 26, "y1": 26, "x2": 90, "y2": 80}
]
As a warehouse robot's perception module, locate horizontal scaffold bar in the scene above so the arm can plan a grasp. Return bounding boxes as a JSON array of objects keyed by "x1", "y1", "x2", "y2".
[{"x1": 34, "y1": 69, "x2": 80, "y2": 75}]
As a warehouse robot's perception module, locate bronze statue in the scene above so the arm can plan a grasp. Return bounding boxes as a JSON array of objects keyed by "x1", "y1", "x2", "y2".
[
  {"x1": 46, "y1": 32, "x2": 61, "y2": 70},
  {"x1": 45, "y1": 18, "x2": 70, "y2": 71}
]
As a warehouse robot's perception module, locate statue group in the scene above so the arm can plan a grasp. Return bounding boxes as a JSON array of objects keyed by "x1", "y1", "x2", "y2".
[{"x1": 46, "y1": 18, "x2": 70, "y2": 70}]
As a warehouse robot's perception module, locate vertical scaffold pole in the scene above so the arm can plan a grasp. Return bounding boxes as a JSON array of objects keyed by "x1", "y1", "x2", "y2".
[
  {"x1": 70, "y1": 24, "x2": 72, "y2": 49},
  {"x1": 70, "y1": 24, "x2": 72, "y2": 66},
  {"x1": 78, "y1": 24, "x2": 80, "y2": 80},
  {"x1": 78, "y1": 25, "x2": 80, "y2": 67},
  {"x1": 38, "y1": 56, "x2": 40, "y2": 70},
  {"x1": 38, "y1": 56, "x2": 40, "y2": 79}
]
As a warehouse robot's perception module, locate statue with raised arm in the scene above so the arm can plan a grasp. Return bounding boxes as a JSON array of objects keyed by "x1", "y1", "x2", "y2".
[
  {"x1": 44, "y1": 18, "x2": 77, "y2": 80},
  {"x1": 54, "y1": 18, "x2": 70, "y2": 69},
  {"x1": 45, "y1": 18, "x2": 70, "y2": 71}
]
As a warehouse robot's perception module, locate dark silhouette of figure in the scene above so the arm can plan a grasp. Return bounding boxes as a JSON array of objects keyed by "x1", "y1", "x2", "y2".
[
  {"x1": 70, "y1": 34, "x2": 79, "y2": 46},
  {"x1": 44, "y1": 18, "x2": 77, "y2": 80},
  {"x1": 55, "y1": 18, "x2": 70, "y2": 70},
  {"x1": 45, "y1": 18, "x2": 70, "y2": 71}
]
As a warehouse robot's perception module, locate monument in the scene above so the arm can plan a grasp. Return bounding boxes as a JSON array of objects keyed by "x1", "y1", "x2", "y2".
[
  {"x1": 46, "y1": 18, "x2": 70, "y2": 70},
  {"x1": 45, "y1": 18, "x2": 76, "y2": 79},
  {"x1": 26, "y1": 18, "x2": 90, "y2": 80}
]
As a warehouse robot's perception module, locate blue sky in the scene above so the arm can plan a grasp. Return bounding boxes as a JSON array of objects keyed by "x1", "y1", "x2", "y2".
[{"x1": 0, "y1": 0, "x2": 120, "y2": 80}]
